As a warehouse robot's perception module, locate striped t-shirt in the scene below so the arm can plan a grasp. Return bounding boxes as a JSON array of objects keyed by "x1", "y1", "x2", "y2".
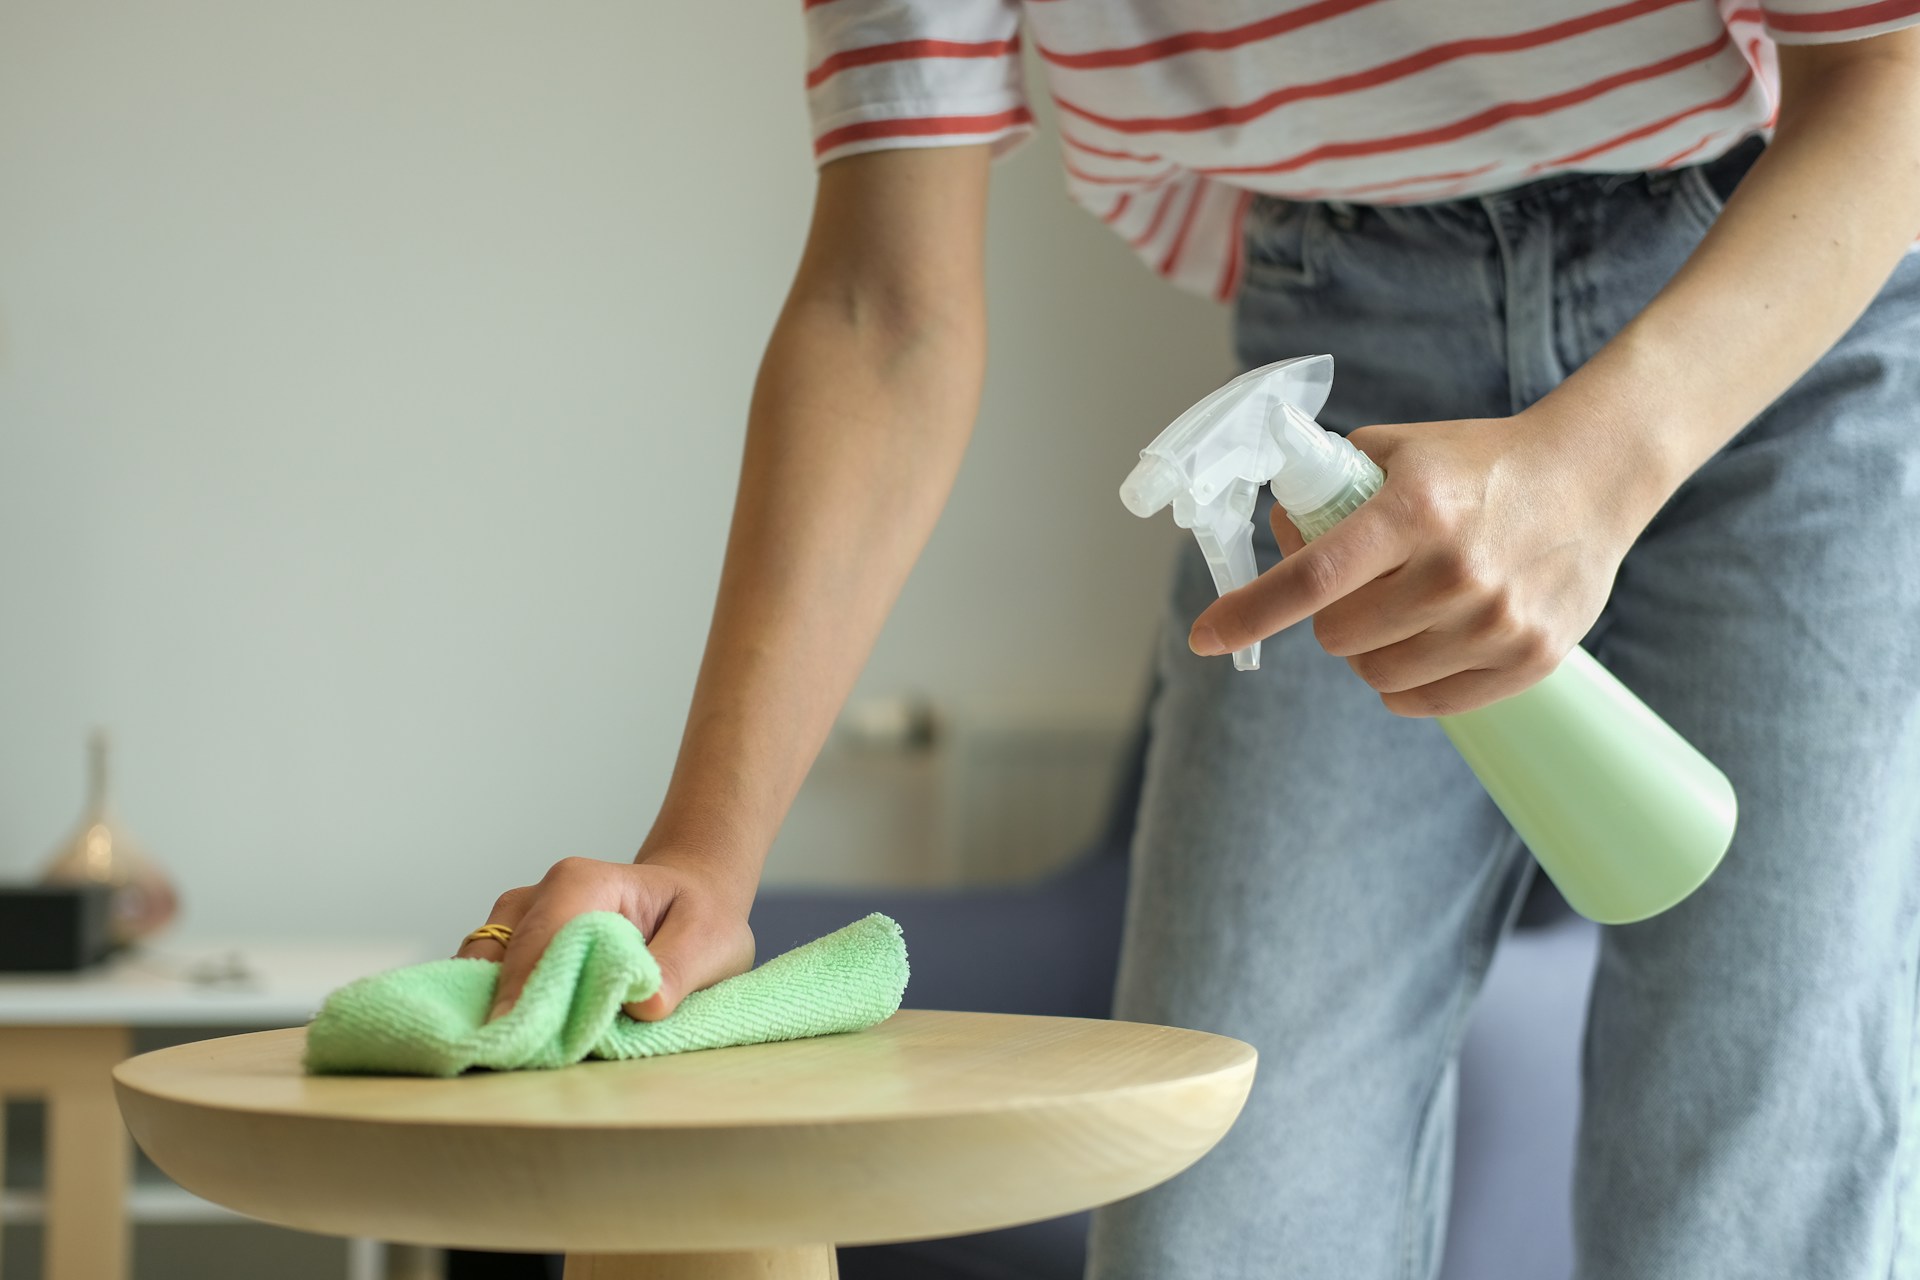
[{"x1": 802, "y1": 0, "x2": 1920, "y2": 300}]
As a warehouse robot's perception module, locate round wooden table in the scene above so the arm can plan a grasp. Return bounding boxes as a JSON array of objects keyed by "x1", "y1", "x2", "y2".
[{"x1": 113, "y1": 1009, "x2": 1256, "y2": 1278}]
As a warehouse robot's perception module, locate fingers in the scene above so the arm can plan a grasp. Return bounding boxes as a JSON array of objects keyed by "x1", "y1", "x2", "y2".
[
  {"x1": 454, "y1": 886, "x2": 535, "y2": 961},
  {"x1": 1378, "y1": 665, "x2": 1534, "y2": 719},
  {"x1": 485, "y1": 905, "x2": 566, "y2": 1023},
  {"x1": 1192, "y1": 503, "x2": 1409, "y2": 656},
  {"x1": 484, "y1": 857, "x2": 613, "y2": 1023},
  {"x1": 1344, "y1": 629, "x2": 1483, "y2": 697},
  {"x1": 466, "y1": 855, "x2": 759, "y2": 1027},
  {"x1": 624, "y1": 900, "x2": 756, "y2": 1022},
  {"x1": 1363, "y1": 627, "x2": 1566, "y2": 716},
  {"x1": 622, "y1": 894, "x2": 683, "y2": 1022},
  {"x1": 1307, "y1": 571, "x2": 1433, "y2": 658}
]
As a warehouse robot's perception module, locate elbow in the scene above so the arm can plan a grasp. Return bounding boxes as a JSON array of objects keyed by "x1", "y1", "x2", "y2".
[{"x1": 784, "y1": 271, "x2": 986, "y2": 374}]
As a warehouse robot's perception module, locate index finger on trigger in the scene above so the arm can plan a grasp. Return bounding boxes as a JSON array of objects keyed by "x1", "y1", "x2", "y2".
[{"x1": 1192, "y1": 504, "x2": 1408, "y2": 654}]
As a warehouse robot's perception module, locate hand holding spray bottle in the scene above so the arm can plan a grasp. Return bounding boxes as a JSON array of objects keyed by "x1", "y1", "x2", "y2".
[{"x1": 1120, "y1": 355, "x2": 1737, "y2": 924}]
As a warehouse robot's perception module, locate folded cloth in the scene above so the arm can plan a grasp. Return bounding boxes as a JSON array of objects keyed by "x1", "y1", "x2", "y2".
[{"x1": 303, "y1": 911, "x2": 908, "y2": 1077}]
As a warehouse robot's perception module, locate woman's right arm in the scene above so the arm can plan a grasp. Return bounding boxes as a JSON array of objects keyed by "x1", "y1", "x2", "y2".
[{"x1": 461, "y1": 144, "x2": 996, "y2": 1021}]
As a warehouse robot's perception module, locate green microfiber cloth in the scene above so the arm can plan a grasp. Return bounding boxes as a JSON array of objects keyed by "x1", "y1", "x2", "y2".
[{"x1": 303, "y1": 911, "x2": 908, "y2": 1077}]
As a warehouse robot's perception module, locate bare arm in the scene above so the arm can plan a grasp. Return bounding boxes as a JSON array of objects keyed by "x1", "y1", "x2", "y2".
[
  {"x1": 1538, "y1": 31, "x2": 1920, "y2": 522},
  {"x1": 464, "y1": 145, "x2": 996, "y2": 1018},
  {"x1": 643, "y1": 144, "x2": 995, "y2": 882}
]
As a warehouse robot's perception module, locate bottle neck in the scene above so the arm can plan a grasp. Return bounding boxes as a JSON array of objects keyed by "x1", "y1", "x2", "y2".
[{"x1": 1283, "y1": 450, "x2": 1385, "y2": 543}]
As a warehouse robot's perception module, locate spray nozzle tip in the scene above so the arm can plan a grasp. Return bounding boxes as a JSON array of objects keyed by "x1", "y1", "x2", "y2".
[{"x1": 1119, "y1": 456, "x2": 1183, "y2": 518}]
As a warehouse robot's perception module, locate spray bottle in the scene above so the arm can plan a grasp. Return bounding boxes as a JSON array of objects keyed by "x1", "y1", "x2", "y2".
[{"x1": 1119, "y1": 355, "x2": 1737, "y2": 924}]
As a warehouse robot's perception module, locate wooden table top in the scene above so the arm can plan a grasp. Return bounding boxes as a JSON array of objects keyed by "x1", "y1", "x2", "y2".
[{"x1": 113, "y1": 1009, "x2": 1256, "y2": 1253}]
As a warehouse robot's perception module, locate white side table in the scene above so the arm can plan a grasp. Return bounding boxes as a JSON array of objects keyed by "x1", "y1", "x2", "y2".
[{"x1": 0, "y1": 938, "x2": 429, "y2": 1280}]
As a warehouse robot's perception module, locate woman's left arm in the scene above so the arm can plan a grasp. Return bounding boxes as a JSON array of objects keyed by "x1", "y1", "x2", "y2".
[
  {"x1": 1543, "y1": 31, "x2": 1920, "y2": 518},
  {"x1": 1191, "y1": 31, "x2": 1920, "y2": 717}
]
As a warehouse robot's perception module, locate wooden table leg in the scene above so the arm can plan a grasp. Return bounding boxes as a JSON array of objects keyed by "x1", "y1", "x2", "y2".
[
  {"x1": 45, "y1": 1027, "x2": 135, "y2": 1280},
  {"x1": 0, "y1": 1094, "x2": 8, "y2": 1280},
  {"x1": 563, "y1": 1245, "x2": 838, "y2": 1279},
  {"x1": 0, "y1": 1027, "x2": 134, "y2": 1280}
]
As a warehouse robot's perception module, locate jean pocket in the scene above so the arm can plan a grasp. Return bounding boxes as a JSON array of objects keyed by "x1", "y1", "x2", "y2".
[
  {"x1": 1673, "y1": 135, "x2": 1764, "y2": 234},
  {"x1": 1241, "y1": 194, "x2": 1322, "y2": 289},
  {"x1": 1674, "y1": 164, "x2": 1728, "y2": 235}
]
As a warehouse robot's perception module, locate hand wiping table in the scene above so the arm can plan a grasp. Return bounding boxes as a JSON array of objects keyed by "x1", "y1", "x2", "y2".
[{"x1": 303, "y1": 911, "x2": 907, "y2": 1077}]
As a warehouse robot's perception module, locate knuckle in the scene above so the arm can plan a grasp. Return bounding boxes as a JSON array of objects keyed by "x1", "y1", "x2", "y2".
[
  {"x1": 542, "y1": 855, "x2": 600, "y2": 883},
  {"x1": 1446, "y1": 552, "x2": 1495, "y2": 598},
  {"x1": 1299, "y1": 549, "x2": 1344, "y2": 600},
  {"x1": 1311, "y1": 611, "x2": 1352, "y2": 656},
  {"x1": 490, "y1": 886, "x2": 534, "y2": 917},
  {"x1": 1476, "y1": 590, "x2": 1521, "y2": 637},
  {"x1": 1516, "y1": 629, "x2": 1563, "y2": 675},
  {"x1": 1393, "y1": 482, "x2": 1447, "y2": 532},
  {"x1": 1348, "y1": 653, "x2": 1395, "y2": 691}
]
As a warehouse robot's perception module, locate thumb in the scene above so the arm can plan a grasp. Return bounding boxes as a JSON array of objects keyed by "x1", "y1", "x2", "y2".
[{"x1": 623, "y1": 904, "x2": 756, "y2": 1023}]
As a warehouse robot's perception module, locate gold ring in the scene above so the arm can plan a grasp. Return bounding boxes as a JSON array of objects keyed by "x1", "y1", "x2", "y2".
[{"x1": 463, "y1": 923, "x2": 514, "y2": 948}]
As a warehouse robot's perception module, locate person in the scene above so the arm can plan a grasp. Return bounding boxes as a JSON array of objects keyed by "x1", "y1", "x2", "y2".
[{"x1": 458, "y1": 4, "x2": 1920, "y2": 1276}]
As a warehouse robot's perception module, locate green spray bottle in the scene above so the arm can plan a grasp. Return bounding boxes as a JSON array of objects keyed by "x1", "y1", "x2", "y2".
[{"x1": 1119, "y1": 355, "x2": 1736, "y2": 924}]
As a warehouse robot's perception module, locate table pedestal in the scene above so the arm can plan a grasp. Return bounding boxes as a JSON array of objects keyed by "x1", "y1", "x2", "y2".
[{"x1": 564, "y1": 1246, "x2": 837, "y2": 1278}]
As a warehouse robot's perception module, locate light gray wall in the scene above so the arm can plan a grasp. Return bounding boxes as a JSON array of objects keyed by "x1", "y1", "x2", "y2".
[{"x1": 0, "y1": 2, "x2": 1233, "y2": 946}]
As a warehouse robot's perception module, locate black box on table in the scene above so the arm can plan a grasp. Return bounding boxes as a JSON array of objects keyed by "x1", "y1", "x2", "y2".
[{"x1": 0, "y1": 883, "x2": 117, "y2": 972}]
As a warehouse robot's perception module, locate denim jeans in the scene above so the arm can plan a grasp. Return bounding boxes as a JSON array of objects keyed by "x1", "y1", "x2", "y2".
[{"x1": 1084, "y1": 143, "x2": 1920, "y2": 1280}]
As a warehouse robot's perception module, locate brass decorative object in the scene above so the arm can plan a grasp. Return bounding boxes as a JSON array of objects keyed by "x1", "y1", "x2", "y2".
[{"x1": 39, "y1": 730, "x2": 180, "y2": 946}]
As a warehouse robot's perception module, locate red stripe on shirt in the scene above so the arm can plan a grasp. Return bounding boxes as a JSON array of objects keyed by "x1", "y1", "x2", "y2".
[
  {"x1": 1200, "y1": 30, "x2": 1733, "y2": 176},
  {"x1": 1215, "y1": 189, "x2": 1255, "y2": 301},
  {"x1": 1104, "y1": 192, "x2": 1134, "y2": 224},
  {"x1": 1066, "y1": 159, "x2": 1178, "y2": 184},
  {"x1": 802, "y1": 0, "x2": 839, "y2": 8},
  {"x1": 1656, "y1": 131, "x2": 1725, "y2": 166},
  {"x1": 1158, "y1": 183, "x2": 1208, "y2": 275},
  {"x1": 806, "y1": 38, "x2": 1019, "y2": 90},
  {"x1": 814, "y1": 107, "x2": 1034, "y2": 156},
  {"x1": 1765, "y1": 0, "x2": 1920, "y2": 30},
  {"x1": 1130, "y1": 184, "x2": 1182, "y2": 249},
  {"x1": 1060, "y1": 131, "x2": 1164, "y2": 163},
  {"x1": 1295, "y1": 162, "x2": 1504, "y2": 199},
  {"x1": 1036, "y1": 0, "x2": 1392, "y2": 69},
  {"x1": 1052, "y1": 0, "x2": 1696, "y2": 135},
  {"x1": 1535, "y1": 67, "x2": 1752, "y2": 167}
]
